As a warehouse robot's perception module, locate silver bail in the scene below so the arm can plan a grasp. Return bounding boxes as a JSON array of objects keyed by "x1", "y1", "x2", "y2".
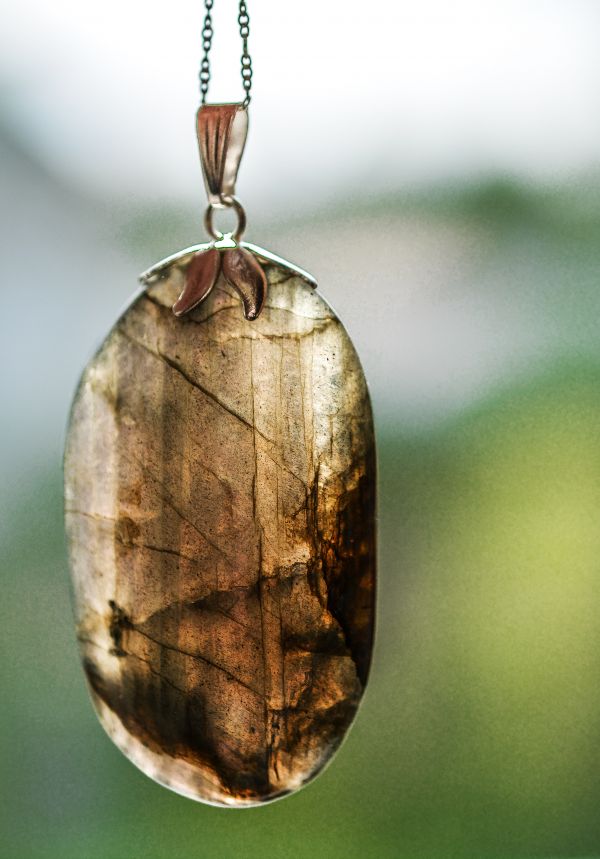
[{"x1": 196, "y1": 103, "x2": 248, "y2": 206}]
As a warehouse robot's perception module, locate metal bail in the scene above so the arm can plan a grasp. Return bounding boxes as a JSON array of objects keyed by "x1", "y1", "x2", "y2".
[{"x1": 196, "y1": 103, "x2": 248, "y2": 206}]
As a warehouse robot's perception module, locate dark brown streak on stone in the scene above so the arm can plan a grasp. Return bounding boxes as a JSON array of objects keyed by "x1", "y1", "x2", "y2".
[
  {"x1": 136, "y1": 583, "x2": 257, "y2": 622},
  {"x1": 136, "y1": 587, "x2": 263, "y2": 644},
  {"x1": 108, "y1": 599, "x2": 132, "y2": 656},
  {"x1": 83, "y1": 655, "x2": 270, "y2": 799},
  {"x1": 307, "y1": 444, "x2": 376, "y2": 688},
  {"x1": 117, "y1": 538, "x2": 204, "y2": 565}
]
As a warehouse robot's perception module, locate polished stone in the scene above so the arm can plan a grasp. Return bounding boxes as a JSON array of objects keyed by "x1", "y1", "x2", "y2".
[{"x1": 64, "y1": 252, "x2": 376, "y2": 806}]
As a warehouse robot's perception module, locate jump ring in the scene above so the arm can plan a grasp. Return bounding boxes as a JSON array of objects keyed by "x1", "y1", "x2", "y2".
[{"x1": 204, "y1": 196, "x2": 247, "y2": 243}]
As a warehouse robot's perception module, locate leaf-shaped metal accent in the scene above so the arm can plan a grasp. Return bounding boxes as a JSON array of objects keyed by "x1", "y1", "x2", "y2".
[
  {"x1": 172, "y1": 247, "x2": 221, "y2": 317},
  {"x1": 221, "y1": 248, "x2": 267, "y2": 320}
]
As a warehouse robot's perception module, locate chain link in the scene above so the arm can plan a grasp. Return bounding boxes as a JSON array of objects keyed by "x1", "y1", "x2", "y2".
[{"x1": 199, "y1": 0, "x2": 253, "y2": 106}]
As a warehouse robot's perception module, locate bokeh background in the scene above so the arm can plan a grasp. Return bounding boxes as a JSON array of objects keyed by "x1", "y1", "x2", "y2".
[{"x1": 3, "y1": 1, "x2": 600, "y2": 857}]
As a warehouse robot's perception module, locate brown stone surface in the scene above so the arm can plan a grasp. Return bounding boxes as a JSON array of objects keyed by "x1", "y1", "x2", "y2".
[{"x1": 64, "y1": 252, "x2": 376, "y2": 806}]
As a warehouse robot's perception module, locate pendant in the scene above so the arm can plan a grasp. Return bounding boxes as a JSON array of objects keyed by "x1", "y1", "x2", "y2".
[{"x1": 64, "y1": 103, "x2": 376, "y2": 807}]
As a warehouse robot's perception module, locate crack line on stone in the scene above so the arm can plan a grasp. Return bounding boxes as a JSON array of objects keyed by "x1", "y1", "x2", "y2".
[
  {"x1": 124, "y1": 649, "x2": 190, "y2": 696},
  {"x1": 65, "y1": 509, "x2": 115, "y2": 523},
  {"x1": 135, "y1": 589, "x2": 262, "y2": 644},
  {"x1": 250, "y1": 337, "x2": 271, "y2": 784},
  {"x1": 216, "y1": 319, "x2": 333, "y2": 345},
  {"x1": 127, "y1": 449, "x2": 236, "y2": 567},
  {"x1": 116, "y1": 536, "x2": 202, "y2": 565},
  {"x1": 128, "y1": 626, "x2": 263, "y2": 698},
  {"x1": 144, "y1": 582, "x2": 257, "y2": 614},
  {"x1": 118, "y1": 329, "x2": 308, "y2": 489},
  {"x1": 119, "y1": 328, "x2": 277, "y2": 446},
  {"x1": 261, "y1": 304, "x2": 332, "y2": 322}
]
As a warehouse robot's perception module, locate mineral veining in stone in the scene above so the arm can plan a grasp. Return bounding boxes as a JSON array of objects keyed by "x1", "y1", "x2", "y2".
[{"x1": 64, "y1": 255, "x2": 376, "y2": 806}]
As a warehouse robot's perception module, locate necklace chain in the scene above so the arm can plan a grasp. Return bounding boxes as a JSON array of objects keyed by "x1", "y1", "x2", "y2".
[{"x1": 200, "y1": 0, "x2": 253, "y2": 107}]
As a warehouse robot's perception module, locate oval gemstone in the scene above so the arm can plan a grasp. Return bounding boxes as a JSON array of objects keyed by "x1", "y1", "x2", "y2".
[{"x1": 64, "y1": 251, "x2": 376, "y2": 806}]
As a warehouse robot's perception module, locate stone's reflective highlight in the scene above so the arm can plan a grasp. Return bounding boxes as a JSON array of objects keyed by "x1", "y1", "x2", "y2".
[{"x1": 64, "y1": 256, "x2": 376, "y2": 807}]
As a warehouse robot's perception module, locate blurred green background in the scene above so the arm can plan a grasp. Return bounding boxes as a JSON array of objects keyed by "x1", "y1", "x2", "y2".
[{"x1": 3, "y1": 2, "x2": 600, "y2": 857}]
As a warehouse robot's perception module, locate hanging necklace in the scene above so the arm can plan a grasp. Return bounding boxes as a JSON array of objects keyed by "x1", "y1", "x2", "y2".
[{"x1": 64, "y1": 1, "x2": 376, "y2": 807}]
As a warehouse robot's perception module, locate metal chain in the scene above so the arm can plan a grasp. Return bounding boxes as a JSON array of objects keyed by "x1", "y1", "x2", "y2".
[
  {"x1": 199, "y1": 0, "x2": 253, "y2": 106},
  {"x1": 238, "y1": 2, "x2": 252, "y2": 106},
  {"x1": 199, "y1": 0, "x2": 214, "y2": 104}
]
